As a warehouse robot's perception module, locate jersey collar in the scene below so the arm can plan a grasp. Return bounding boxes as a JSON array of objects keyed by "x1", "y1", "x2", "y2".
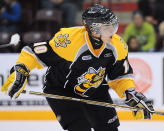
[{"x1": 84, "y1": 31, "x2": 106, "y2": 58}]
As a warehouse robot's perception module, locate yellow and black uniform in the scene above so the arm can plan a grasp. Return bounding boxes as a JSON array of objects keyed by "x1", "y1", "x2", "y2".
[
  {"x1": 16, "y1": 26, "x2": 135, "y2": 130},
  {"x1": 17, "y1": 26, "x2": 134, "y2": 97}
]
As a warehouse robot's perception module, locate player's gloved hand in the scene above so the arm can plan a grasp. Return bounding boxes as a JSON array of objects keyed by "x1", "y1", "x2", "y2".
[
  {"x1": 1, "y1": 64, "x2": 29, "y2": 99},
  {"x1": 125, "y1": 88, "x2": 154, "y2": 119}
]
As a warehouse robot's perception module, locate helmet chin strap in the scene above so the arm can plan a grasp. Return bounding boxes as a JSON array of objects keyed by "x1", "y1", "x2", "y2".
[
  {"x1": 89, "y1": 33, "x2": 103, "y2": 49},
  {"x1": 85, "y1": 26, "x2": 103, "y2": 49}
]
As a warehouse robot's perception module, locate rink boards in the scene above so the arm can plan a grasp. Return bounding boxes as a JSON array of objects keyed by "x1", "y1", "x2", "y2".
[{"x1": 0, "y1": 110, "x2": 164, "y2": 121}]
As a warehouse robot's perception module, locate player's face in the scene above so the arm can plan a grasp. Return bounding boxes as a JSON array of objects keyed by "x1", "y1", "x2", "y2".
[
  {"x1": 90, "y1": 23, "x2": 118, "y2": 39},
  {"x1": 129, "y1": 38, "x2": 138, "y2": 50},
  {"x1": 100, "y1": 24, "x2": 118, "y2": 38},
  {"x1": 91, "y1": 32, "x2": 101, "y2": 38},
  {"x1": 133, "y1": 14, "x2": 143, "y2": 28}
]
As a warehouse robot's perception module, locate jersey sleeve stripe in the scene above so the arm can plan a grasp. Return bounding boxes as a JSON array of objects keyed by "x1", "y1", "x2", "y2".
[
  {"x1": 33, "y1": 42, "x2": 47, "y2": 47},
  {"x1": 106, "y1": 43, "x2": 117, "y2": 63},
  {"x1": 106, "y1": 74, "x2": 134, "y2": 82}
]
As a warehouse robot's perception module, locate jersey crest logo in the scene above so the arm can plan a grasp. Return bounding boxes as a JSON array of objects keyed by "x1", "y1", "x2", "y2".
[
  {"x1": 55, "y1": 34, "x2": 71, "y2": 48},
  {"x1": 74, "y1": 67, "x2": 106, "y2": 97}
]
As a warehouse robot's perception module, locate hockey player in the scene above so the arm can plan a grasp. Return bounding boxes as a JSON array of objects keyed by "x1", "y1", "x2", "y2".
[{"x1": 1, "y1": 5, "x2": 154, "y2": 131}]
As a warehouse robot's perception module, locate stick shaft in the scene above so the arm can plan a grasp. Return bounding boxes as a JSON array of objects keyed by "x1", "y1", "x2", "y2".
[
  {"x1": 21, "y1": 90, "x2": 164, "y2": 116},
  {"x1": 22, "y1": 90, "x2": 138, "y2": 111}
]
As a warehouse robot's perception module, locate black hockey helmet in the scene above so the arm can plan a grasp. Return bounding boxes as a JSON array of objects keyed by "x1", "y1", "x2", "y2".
[{"x1": 82, "y1": 4, "x2": 119, "y2": 36}]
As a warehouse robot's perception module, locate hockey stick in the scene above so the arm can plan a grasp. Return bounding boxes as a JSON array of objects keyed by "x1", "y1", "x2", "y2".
[
  {"x1": 21, "y1": 90, "x2": 164, "y2": 116},
  {"x1": 0, "y1": 34, "x2": 20, "y2": 48}
]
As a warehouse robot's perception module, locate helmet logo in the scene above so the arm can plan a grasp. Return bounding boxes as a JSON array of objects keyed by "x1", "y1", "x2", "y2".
[
  {"x1": 92, "y1": 23, "x2": 102, "y2": 27},
  {"x1": 87, "y1": 8, "x2": 96, "y2": 14}
]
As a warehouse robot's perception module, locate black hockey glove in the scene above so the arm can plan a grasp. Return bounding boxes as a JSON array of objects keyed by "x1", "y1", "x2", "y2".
[
  {"x1": 125, "y1": 88, "x2": 154, "y2": 119},
  {"x1": 1, "y1": 64, "x2": 29, "y2": 99}
]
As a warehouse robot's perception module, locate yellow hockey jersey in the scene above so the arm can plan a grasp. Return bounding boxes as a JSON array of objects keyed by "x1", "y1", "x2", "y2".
[{"x1": 16, "y1": 26, "x2": 135, "y2": 98}]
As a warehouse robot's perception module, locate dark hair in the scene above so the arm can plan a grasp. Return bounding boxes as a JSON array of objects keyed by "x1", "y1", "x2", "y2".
[
  {"x1": 127, "y1": 36, "x2": 140, "y2": 52},
  {"x1": 127, "y1": 36, "x2": 137, "y2": 44},
  {"x1": 132, "y1": 10, "x2": 143, "y2": 18}
]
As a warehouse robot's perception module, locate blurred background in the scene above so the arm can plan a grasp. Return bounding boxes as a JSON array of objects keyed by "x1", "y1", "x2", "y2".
[
  {"x1": 0, "y1": 0, "x2": 164, "y2": 131},
  {"x1": 0, "y1": 0, "x2": 164, "y2": 53}
]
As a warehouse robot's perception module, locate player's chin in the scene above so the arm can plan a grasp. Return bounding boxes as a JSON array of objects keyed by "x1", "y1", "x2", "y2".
[
  {"x1": 91, "y1": 33, "x2": 101, "y2": 38},
  {"x1": 100, "y1": 36, "x2": 112, "y2": 43}
]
